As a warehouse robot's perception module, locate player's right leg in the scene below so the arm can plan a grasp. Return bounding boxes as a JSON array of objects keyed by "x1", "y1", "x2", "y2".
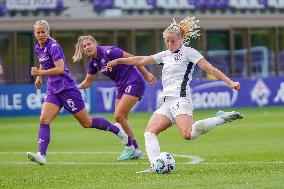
[
  {"x1": 144, "y1": 113, "x2": 172, "y2": 163},
  {"x1": 27, "y1": 101, "x2": 60, "y2": 165},
  {"x1": 136, "y1": 113, "x2": 171, "y2": 173}
]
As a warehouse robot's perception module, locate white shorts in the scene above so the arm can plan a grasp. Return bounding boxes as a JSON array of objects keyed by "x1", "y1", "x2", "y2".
[{"x1": 154, "y1": 96, "x2": 194, "y2": 124}]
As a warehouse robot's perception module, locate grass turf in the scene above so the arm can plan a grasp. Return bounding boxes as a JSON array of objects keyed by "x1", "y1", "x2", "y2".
[{"x1": 0, "y1": 107, "x2": 283, "y2": 189}]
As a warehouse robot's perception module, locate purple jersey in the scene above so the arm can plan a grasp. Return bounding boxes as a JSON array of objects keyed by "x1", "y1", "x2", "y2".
[
  {"x1": 34, "y1": 38, "x2": 77, "y2": 93},
  {"x1": 87, "y1": 46, "x2": 142, "y2": 87}
]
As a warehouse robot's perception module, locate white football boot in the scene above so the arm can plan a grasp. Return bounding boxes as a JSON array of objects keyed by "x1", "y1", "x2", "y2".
[
  {"x1": 216, "y1": 110, "x2": 243, "y2": 123},
  {"x1": 27, "y1": 152, "x2": 46, "y2": 165},
  {"x1": 114, "y1": 123, "x2": 128, "y2": 145},
  {"x1": 131, "y1": 149, "x2": 143, "y2": 160}
]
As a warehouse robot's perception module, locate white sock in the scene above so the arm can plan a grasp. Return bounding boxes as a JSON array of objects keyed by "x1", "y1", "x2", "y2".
[
  {"x1": 144, "y1": 132, "x2": 160, "y2": 163},
  {"x1": 191, "y1": 117, "x2": 224, "y2": 140}
]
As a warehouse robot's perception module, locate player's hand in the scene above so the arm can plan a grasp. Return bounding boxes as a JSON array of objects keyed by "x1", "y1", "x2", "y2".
[
  {"x1": 145, "y1": 72, "x2": 157, "y2": 86},
  {"x1": 106, "y1": 60, "x2": 118, "y2": 72},
  {"x1": 35, "y1": 77, "x2": 42, "y2": 89},
  {"x1": 230, "y1": 81, "x2": 241, "y2": 91},
  {"x1": 31, "y1": 67, "x2": 40, "y2": 76}
]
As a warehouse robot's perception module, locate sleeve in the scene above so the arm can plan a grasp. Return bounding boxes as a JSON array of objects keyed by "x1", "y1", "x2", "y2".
[
  {"x1": 49, "y1": 43, "x2": 64, "y2": 62},
  {"x1": 187, "y1": 48, "x2": 204, "y2": 64},
  {"x1": 87, "y1": 59, "x2": 98, "y2": 75},
  {"x1": 107, "y1": 46, "x2": 123, "y2": 60},
  {"x1": 151, "y1": 51, "x2": 165, "y2": 65}
]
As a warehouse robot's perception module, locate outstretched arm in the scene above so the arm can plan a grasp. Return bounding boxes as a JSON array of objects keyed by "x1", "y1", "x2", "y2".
[
  {"x1": 197, "y1": 58, "x2": 240, "y2": 91},
  {"x1": 122, "y1": 52, "x2": 157, "y2": 85},
  {"x1": 77, "y1": 74, "x2": 95, "y2": 89},
  {"x1": 107, "y1": 56, "x2": 155, "y2": 71}
]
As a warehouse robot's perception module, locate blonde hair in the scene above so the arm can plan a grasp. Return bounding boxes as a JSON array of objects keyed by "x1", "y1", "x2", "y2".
[
  {"x1": 72, "y1": 35, "x2": 98, "y2": 63},
  {"x1": 163, "y1": 16, "x2": 201, "y2": 45},
  {"x1": 34, "y1": 19, "x2": 56, "y2": 42}
]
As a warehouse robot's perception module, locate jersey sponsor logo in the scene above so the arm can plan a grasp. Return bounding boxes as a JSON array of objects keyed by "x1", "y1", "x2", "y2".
[
  {"x1": 99, "y1": 66, "x2": 107, "y2": 73},
  {"x1": 39, "y1": 55, "x2": 49, "y2": 62},
  {"x1": 251, "y1": 79, "x2": 270, "y2": 106},
  {"x1": 192, "y1": 81, "x2": 238, "y2": 109}
]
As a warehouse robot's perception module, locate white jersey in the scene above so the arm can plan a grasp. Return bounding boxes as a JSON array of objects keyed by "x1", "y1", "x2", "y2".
[{"x1": 152, "y1": 45, "x2": 203, "y2": 99}]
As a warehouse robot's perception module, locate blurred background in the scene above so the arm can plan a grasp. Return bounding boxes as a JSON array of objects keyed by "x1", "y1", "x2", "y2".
[{"x1": 0, "y1": 0, "x2": 283, "y2": 116}]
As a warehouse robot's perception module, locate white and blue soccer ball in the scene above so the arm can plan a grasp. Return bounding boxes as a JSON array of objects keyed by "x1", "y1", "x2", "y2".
[{"x1": 151, "y1": 152, "x2": 176, "y2": 174}]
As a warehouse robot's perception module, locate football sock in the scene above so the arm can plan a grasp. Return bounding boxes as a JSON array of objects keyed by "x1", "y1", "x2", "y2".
[
  {"x1": 132, "y1": 138, "x2": 139, "y2": 149},
  {"x1": 126, "y1": 136, "x2": 133, "y2": 146},
  {"x1": 92, "y1": 117, "x2": 119, "y2": 134},
  {"x1": 144, "y1": 132, "x2": 160, "y2": 162},
  {"x1": 190, "y1": 117, "x2": 224, "y2": 140},
  {"x1": 38, "y1": 124, "x2": 50, "y2": 156}
]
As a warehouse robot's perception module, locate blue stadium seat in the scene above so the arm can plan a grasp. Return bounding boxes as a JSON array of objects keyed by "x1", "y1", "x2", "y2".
[{"x1": 93, "y1": 0, "x2": 114, "y2": 10}]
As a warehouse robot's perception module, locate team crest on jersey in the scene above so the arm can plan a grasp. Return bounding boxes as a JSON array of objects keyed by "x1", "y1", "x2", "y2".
[
  {"x1": 174, "y1": 53, "x2": 183, "y2": 62},
  {"x1": 106, "y1": 49, "x2": 111, "y2": 54},
  {"x1": 101, "y1": 59, "x2": 105, "y2": 64}
]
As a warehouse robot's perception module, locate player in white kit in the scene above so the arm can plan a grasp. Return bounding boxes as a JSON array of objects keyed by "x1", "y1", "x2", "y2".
[{"x1": 107, "y1": 16, "x2": 243, "y2": 170}]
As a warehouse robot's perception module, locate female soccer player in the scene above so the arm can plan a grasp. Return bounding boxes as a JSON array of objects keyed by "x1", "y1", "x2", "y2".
[
  {"x1": 72, "y1": 35, "x2": 156, "y2": 160},
  {"x1": 107, "y1": 16, "x2": 243, "y2": 168},
  {"x1": 27, "y1": 20, "x2": 128, "y2": 165}
]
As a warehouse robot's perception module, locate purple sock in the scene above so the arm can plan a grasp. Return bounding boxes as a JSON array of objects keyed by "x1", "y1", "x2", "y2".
[
  {"x1": 126, "y1": 136, "x2": 133, "y2": 146},
  {"x1": 38, "y1": 124, "x2": 50, "y2": 156},
  {"x1": 92, "y1": 117, "x2": 119, "y2": 134},
  {"x1": 132, "y1": 138, "x2": 139, "y2": 149}
]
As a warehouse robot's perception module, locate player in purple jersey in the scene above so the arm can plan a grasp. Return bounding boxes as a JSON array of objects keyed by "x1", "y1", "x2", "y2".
[
  {"x1": 72, "y1": 35, "x2": 157, "y2": 160},
  {"x1": 26, "y1": 20, "x2": 128, "y2": 165}
]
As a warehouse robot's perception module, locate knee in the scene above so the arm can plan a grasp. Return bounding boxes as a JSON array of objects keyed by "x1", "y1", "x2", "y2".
[
  {"x1": 114, "y1": 112, "x2": 126, "y2": 123},
  {"x1": 39, "y1": 115, "x2": 51, "y2": 124}
]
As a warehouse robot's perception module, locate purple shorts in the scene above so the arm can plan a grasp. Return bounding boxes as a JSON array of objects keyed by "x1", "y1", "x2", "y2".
[
  {"x1": 116, "y1": 76, "x2": 145, "y2": 100},
  {"x1": 45, "y1": 88, "x2": 85, "y2": 114}
]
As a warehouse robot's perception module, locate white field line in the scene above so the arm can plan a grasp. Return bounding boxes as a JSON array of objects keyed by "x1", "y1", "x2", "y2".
[{"x1": 0, "y1": 152, "x2": 283, "y2": 165}]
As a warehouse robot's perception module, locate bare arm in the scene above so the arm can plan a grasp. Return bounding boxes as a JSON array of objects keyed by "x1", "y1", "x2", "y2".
[
  {"x1": 31, "y1": 59, "x2": 65, "y2": 76},
  {"x1": 77, "y1": 74, "x2": 95, "y2": 89},
  {"x1": 34, "y1": 64, "x2": 43, "y2": 89},
  {"x1": 197, "y1": 58, "x2": 240, "y2": 91},
  {"x1": 122, "y1": 52, "x2": 157, "y2": 85},
  {"x1": 107, "y1": 56, "x2": 156, "y2": 71}
]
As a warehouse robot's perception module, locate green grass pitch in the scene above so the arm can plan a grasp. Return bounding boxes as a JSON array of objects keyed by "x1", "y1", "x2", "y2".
[{"x1": 0, "y1": 107, "x2": 284, "y2": 189}]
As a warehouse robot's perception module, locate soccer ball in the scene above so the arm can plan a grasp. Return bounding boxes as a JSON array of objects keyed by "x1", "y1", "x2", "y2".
[{"x1": 151, "y1": 152, "x2": 176, "y2": 174}]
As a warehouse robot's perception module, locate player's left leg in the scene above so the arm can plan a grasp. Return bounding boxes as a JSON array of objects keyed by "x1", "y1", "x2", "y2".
[
  {"x1": 115, "y1": 94, "x2": 142, "y2": 160},
  {"x1": 175, "y1": 111, "x2": 243, "y2": 140},
  {"x1": 27, "y1": 101, "x2": 61, "y2": 165}
]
